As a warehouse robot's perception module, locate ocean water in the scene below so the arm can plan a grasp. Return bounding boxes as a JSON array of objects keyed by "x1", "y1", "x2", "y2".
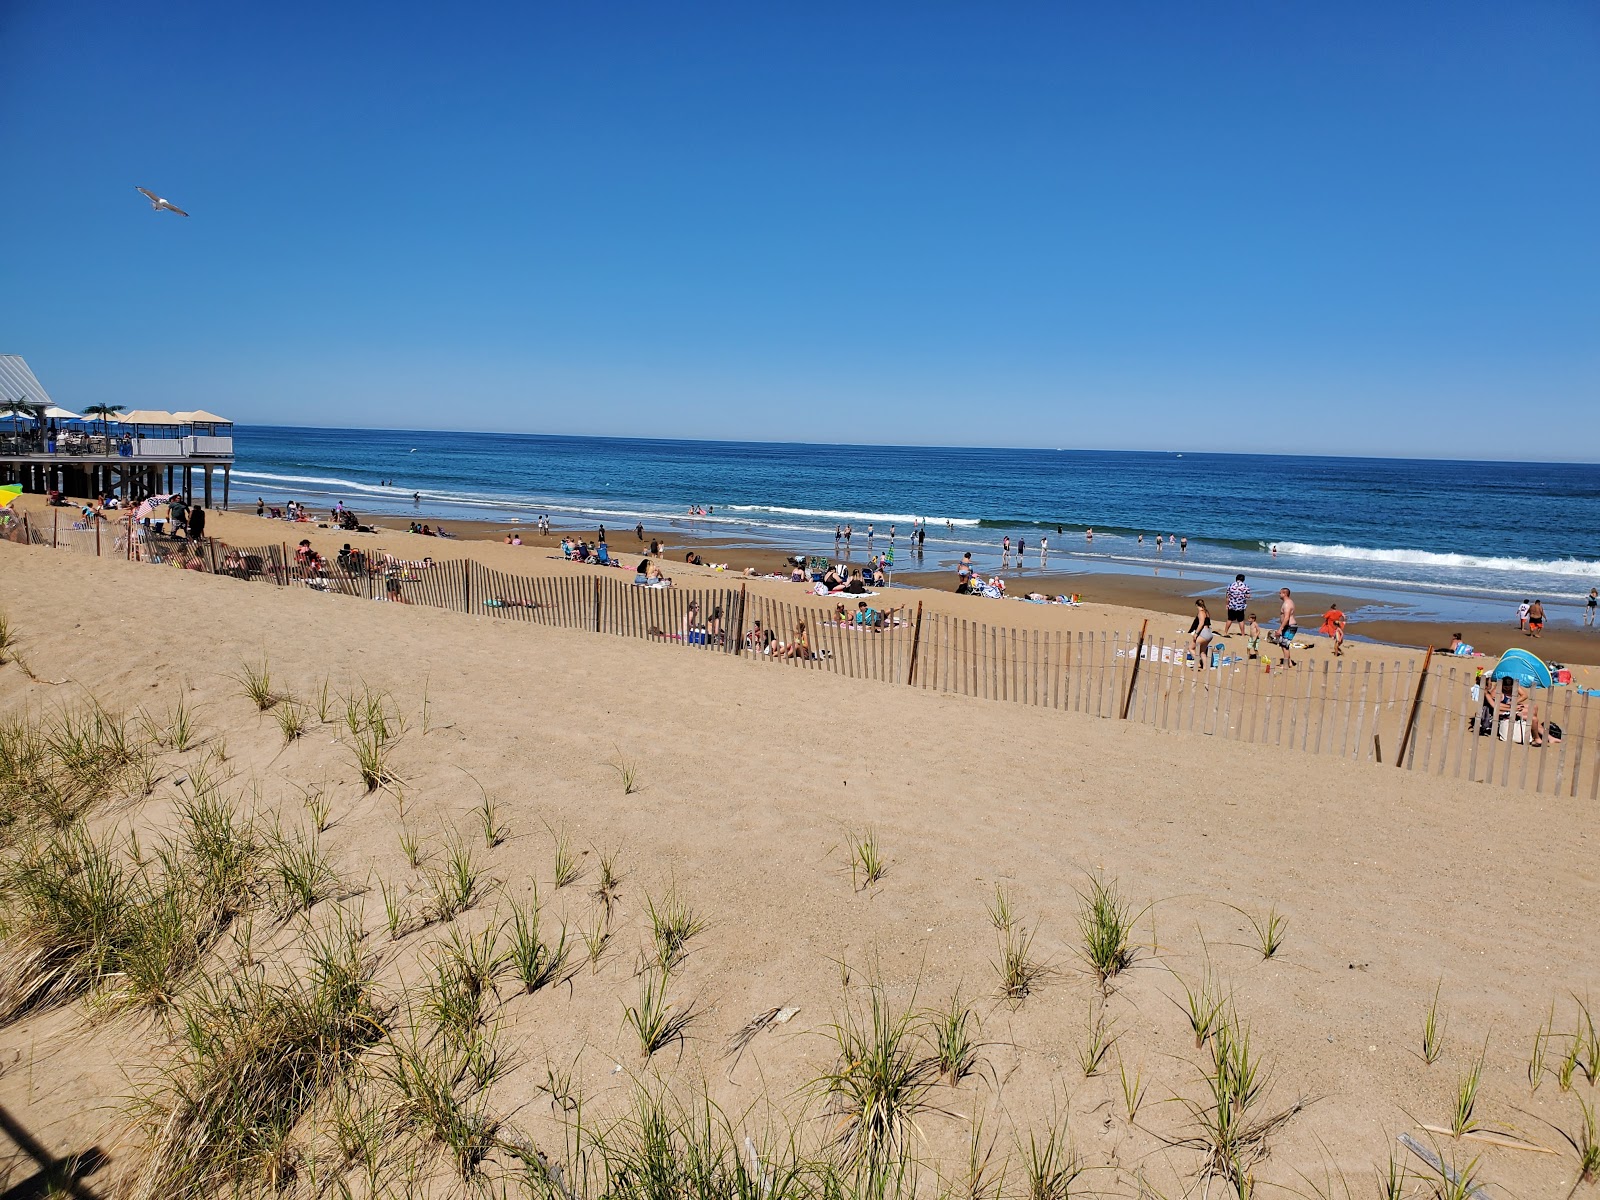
[{"x1": 230, "y1": 426, "x2": 1600, "y2": 611}]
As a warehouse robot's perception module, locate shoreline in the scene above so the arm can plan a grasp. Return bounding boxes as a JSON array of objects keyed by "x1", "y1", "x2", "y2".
[{"x1": 15, "y1": 491, "x2": 1600, "y2": 670}]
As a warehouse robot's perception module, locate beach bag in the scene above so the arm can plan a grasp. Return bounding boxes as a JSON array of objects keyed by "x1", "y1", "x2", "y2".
[{"x1": 1497, "y1": 717, "x2": 1529, "y2": 744}]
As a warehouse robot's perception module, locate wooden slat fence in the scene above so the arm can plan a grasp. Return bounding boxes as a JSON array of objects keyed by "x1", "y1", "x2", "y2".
[{"x1": 11, "y1": 526, "x2": 1596, "y2": 799}]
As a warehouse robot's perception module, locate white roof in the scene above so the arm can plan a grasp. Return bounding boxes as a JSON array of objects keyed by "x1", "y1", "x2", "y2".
[
  {"x1": 170, "y1": 409, "x2": 233, "y2": 424},
  {"x1": 0, "y1": 355, "x2": 54, "y2": 408},
  {"x1": 42, "y1": 406, "x2": 82, "y2": 420},
  {"x1": 117, "y1": 409, "x2": 182, "y2": 424}
]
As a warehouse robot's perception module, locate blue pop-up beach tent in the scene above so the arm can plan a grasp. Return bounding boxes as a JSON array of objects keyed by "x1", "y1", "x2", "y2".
[{"x1": 1488, "y1": 648, "x2": 1553, "y2": 689}]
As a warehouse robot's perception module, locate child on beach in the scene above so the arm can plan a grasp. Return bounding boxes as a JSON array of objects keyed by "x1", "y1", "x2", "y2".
[{"x1": 1244, "y1": 614, "x2": 1261, "y2": 660}]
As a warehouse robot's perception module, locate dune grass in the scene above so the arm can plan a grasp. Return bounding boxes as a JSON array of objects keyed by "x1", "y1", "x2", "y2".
[
  {"x1": 129, "y1": 917, "x2": 388, "y2": 1200},
  {"x1": 1076, "y1": 1004, "x2": 1117, "y2": 1078},
  {"x1": 1449, "y1": 1047, "x2": 1485, "y2": 1136},
  {"x1": 549, "y1": 821, "x2": 582, "y2": 889},
  {"x1": 234, "y1": 658, "x2": 277, "y2": 711},
  {"x1": 996, "y1": 923, "x2": 1043, "y2": 1003},
  {"x1": 847, "y1": 827, "x2": 888, "y2": 891},
  {"x1": 0, "y1": 703, "x2": 149, "y2": 833},
  {"x1": 1557, "y1": 1095, "x2": 1600, "y2": 1187},
  {"x1": 817, "y1": 980, "x2": 939, "y2": 1172},
  {"x1": 273, "y1": 701, "x2": 310, "y2": 746},
  {"x1": 593, "y1": 845, "x2": 623, "y2": 917},
  {"x1": 1172, "y1": 966, "x2": 1229, "y2": 1049},
  {"x1": 506, "y1": 894, "x2": 569, "y2": 994},
  {"x1": 1018, "y1": 1115, "x2": 1082, "y2": 1200},
  {"x1": 425, "y1": 831, "x2": 486, "y2": 924},
  {"x1": 624, "y1": 966, "x2": 696, "y2": 1059},
  {"x1": 925, "y1": 992, "x2": 981, "y2": 1085},
  {"x1": 1423, "y1": 981, "x2": 1446, "y2": 1065},
  {"x1": 266, "y1": 826, "x2": 337, "y2": 917},
  {"x1": 645, "y1": 885, "x2": 706, "y2": 971},
  {"x1": 1076, "y1": 874, "x2": 1139, "y2": 987}
]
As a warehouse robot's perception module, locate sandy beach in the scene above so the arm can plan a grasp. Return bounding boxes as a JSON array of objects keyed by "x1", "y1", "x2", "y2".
[{"x1": 0, "y1": 535, "x2": 1595, "y2": 1198}]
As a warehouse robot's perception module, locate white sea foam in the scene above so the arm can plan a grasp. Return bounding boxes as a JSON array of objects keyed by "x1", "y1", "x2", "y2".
[
  {"x1": 1272, "y1": 542, "x2": 1600, "y2": 579},
  {"x1": 726, "y1": 504, "x2": 978, "y2": 527}
]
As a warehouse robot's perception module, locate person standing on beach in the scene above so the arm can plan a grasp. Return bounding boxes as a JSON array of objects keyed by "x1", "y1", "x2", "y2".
[
  {"x1": 835, "y1": 524, "x2": 841, "y2": 546},
  {"x1": 1517, "y1": 599, "x2": 1531, "y2": 630},
  {"x1": 917, "y1": 526, "x2": 925, "y2": 551},
  {"x1": 1001, "y1": 535, "x2": 1011, "y2": 561},
  {"x1": 1588, "y1": 588, "x2": 1597, "y2": 627},
  {"x1": 1224, "y1": 574, "x2": 1250, "y2": 635},
  {"x1": 187, "y1": 502, "x2": 205, "y2": 543},
  {"x1": 636, "y1": 522, "x2": 644, "y2": 542},
  {"x1": 956, "y1": 552, "x2": 974, "y2": 593},
  {"x1": 1527, "y1": 599, "x2": 1545, "y2": 638},
  {"x1": 1017, "y1": 537, "x2": 1026, "y2": 559},
  {"x1": 1040, "y1": 536, "x2": 1048, "y2": 561},
  {"x1": 1277, "y1": 588, "x2": 1298, "y2": 668}
]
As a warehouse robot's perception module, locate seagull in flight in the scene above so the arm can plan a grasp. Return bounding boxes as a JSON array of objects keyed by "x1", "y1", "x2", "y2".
[{"x1": 136, "y1": 187, "x2": 189, "y2": 217}]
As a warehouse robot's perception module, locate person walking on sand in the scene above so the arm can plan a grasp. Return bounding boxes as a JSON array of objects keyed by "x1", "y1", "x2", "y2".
[
  {"x1": 1527, "y1": 599, "x2": 1545, "y2": 638},
  {"x1": 1588, "y1": 588, "x2": 1598, "y2": 627},
  {"x1": 1187, "y1": 599, "x2": 1214, "y2": 664},
  {"x1": 1320, "y1": 601, "x2": 1347, "y2": 655},
  {"x1": 636, "y1": 522, "x2": 644, "y2": 542},
  {"x1": 1224, "y1": 574, "x2": 1250, "y2": 635},
  {"x1": 1277, "y1": 588, "x2": 1298, "y2": 668},
  {"x1": 1517, "y1": 599, "x2": 1531, "y2": 630}
]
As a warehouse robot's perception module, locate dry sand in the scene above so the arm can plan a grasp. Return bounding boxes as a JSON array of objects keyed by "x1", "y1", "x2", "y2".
[{"x1": 0, "y1": 538, "x2": 1596, "y2": 1196}]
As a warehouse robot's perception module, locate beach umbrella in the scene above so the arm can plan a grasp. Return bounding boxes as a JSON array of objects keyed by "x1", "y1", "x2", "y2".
[
  {"x1": 1488, "y1": 648, "x2": 1553, "y2": 689},
  {"x1": 134, "y1": 492, "x2": 183, "y2": 521},
  {"x1": 0, "y1": 484, "x2": 20, "y2": 509}
]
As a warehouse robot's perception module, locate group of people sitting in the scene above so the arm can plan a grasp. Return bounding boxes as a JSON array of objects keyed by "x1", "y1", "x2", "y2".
[
  {"x1": 561, "y1": 537, "x2": 612, "y2": 564},
  {"x1": 407, "y1": 521, "x2": 450, "y2": 537},
  {"x1": 832, "y1": 599, "x2": 905, "y2": 629},
  {"x1": 1479, "y1": 674, "x2": 1557, "y2": 746},
  {"x1": 634, "y1": 557, "x2": 672, "y2": 586},
  {"x1": 783, "y1": 561, "x2": 882, "y2": 592},
  {"x1": 745, "y1": 618, "x2": 812, "y2": 659}
]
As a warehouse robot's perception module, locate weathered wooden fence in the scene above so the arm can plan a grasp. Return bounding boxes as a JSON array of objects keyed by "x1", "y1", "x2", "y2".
[{"x1": 11, "y1": 515, "x2": 1595, "y2": 800}]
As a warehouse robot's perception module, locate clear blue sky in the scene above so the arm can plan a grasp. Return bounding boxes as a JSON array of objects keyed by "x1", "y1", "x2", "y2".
[{"x1": 2, "y1": 2, "x2": 1595, "y2": 458}]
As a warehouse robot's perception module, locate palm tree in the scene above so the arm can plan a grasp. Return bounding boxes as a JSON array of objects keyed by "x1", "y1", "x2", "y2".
[
  {"x1": 83, "y1": 404, "x2": 125, "y2": 435},
  {"x1": 1, "y1": 397, "x2": 37, "y2": 440}
]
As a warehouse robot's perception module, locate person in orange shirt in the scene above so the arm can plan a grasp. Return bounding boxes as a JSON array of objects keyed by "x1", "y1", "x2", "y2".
[{"x1": 1320, "y1": 603, "x2": 1347, "y2": 656}]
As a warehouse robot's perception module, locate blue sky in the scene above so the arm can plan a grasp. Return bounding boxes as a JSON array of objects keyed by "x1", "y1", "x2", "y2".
[{"x1": 1, "y1": 2, "x2": 1595, "y2": 458}]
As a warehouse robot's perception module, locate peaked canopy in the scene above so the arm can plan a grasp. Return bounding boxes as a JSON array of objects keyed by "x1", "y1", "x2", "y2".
[
  {"x1": 41, "y1": 406, "x2": 83, "y2": 420},
  {"x1": 1488, "y1": 648, "x2": 1553, "y2": 689},
  {"x1": 116, "y1": 409, "x2": 182, "y2": 425}
]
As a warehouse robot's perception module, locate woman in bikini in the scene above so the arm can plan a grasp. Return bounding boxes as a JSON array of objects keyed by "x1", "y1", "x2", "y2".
[{"x1": 1187, "y1": 599, "x2": 1214, "y2": 663}]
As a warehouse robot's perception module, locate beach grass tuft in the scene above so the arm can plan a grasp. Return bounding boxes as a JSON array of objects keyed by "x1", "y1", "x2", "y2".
[
  {"x1": 300, "y1": 784, "x2": 331, "y2": 833},
  {"x1": 1172, "y1": 965, "x2": 1229, "y2": 1049},
  {"x1": 645, "y1": 885, "x2": 705, "y2": 971},
  {"x1": 581, "y1": 910, "x2": 611, "y2": 972},
  {"x1": 985, "y1": 884, "x2": 1017, "y2": 933},
  {"x1": 817, "y1": 979, "x2": 938, "y2": 1172},
  {"x1": 1239, "y1": 903, "x2": 1287, "y2": 960},
  {"x1": 846, "y1": 827, "x2": 888, "y2": 890},
  {"x1": 266, "y1": 826, "x2": 336, "y2": 917},
  {"x1": 613, "y1": 751, "x2": 641, "y2": 795},
  {"x1": 165, "y1": 694, "x2": 198, "y2": 752},
  {"x1": 548, "y1": 820, "x2": 581, "y2": 889},
  {"x1": 474, "y1": 791, "x2": 507, "y2": 849},
  {"x1": 624, "y1": 966, "x2": 695, "y2": 1058},
  {"x1": 1423, "y1": 981, "x2": 1446, "y2": 1065},
  {"x1": 1018, "y1": 1116, "x2": 1082, "y2": 1200},
  {"x1": 593, "y1": 844, "x2": 623, "y2": 917},
  {"x1": 380, "y1": 1027, "x2": 501, "y2": 1178},
  {"x1": 273, "y1": 700, "x2": 309, "y2": 746},
  {"x1": 127, "y1": 915, "x2": 386, "y2": 1200},
  {"x1": 426, "y1": 832, "x2": 485, "y2": 923},
  {"x1": 234, "y1": 658, "x2": 277, "y2": 711},
  {"x1": 996, "y1": 923, "x2": 1042, "y2": 1003},
  {"x1": 506, "y1": 894, "x2": 569, "y2": 994},
  {"x1": 925, "y1": 992, "x2": 981, "y2": 1084},
  {"x1": 1530, "y1": 1004, "x2": 1554, "y2": 1091},
  {"x1": 1117, "y1": 1053, "x2": 1147, "y2": 1122},
  {"x1": 1449, "y1": 1046, "x2": 1485, "y2": 1136},
  {"x1": 1557, "y1": 1095, "x2": 1600, "y2": 1185},
  {"x1": 398, "y1": 823, "x2": 423, "y2": 869},
  {"x1": 0, "y1": 611, "x2": 16, "y2": 665},
  {"x1": 1076, "y1": 1004, "x2": 1117, "y2": 1078},
  {"x1": 423, "y1": 921, "x2": 508, "y2": 1042},
  {"x1": 1077, "y1": 874, "x2": 1137, "y2": 987}
]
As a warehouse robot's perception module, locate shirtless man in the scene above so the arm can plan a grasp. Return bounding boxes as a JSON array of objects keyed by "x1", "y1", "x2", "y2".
[{"x1": 1277, "y1": 588, "x2": 1298, "y2": 668}]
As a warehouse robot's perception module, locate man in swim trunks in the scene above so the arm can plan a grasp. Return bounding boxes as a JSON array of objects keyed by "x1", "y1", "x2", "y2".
[
  {"x1": 1224, "y1": 574, "x2": 1250, "y2": 635},
  {"x1": 1527, "y1": 599, "x2": 1545, "y2": 637},
  {"x1": 1277, "y1": 588, "x2": 1298, "y2": 668},
  {"x1": 1320, "y1": 602, "x2": 1347, "y2": 655}
]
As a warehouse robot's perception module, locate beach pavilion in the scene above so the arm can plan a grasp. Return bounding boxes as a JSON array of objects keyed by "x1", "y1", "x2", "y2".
[{"x1": 0, "y1": 355, "x2": 236, "y2": 507}]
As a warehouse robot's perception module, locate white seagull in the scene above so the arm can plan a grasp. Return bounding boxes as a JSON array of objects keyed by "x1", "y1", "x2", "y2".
[{"x1": 136, "y1": 187, "x2": 189, "y2": 217}]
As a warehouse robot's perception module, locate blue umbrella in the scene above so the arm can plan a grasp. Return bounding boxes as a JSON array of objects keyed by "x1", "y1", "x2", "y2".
[{"x1": 1489, "y1": 648, "x2": 1553, "y2": 689}]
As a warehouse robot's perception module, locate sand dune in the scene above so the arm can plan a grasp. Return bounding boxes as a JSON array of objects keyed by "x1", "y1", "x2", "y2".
[{"x1": 0, "y1": 542, "x2": 1594, "y2": 1197}]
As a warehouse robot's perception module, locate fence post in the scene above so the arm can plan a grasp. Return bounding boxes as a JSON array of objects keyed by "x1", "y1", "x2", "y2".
[
  {"x1": 905, "y1": 602, "x2": 924, "y2": 685},
  {"x1": 206, "y1": 537, "x2": 218, "y2": 573},
  {"x1": 593, "y1": 576, "x2": 602, "y2": 633},
  {"x1": 1395, "y1": 647, "x2": 1433, "y2": 768},
  {"x1": 463, "y1": 560, "x2": 472, "y2": 614},
  {"x1": 21, "y1": 512, "x2": 30, "y2": 545},
  {"x1": 52, "y1": 507, "x2": 58, "y2": 548},
  {"x1": 95, "y1": 516, "x2": 101, "y2": 556},
  {"x1": 1120, "y1": 619, "x2": 1148, "y2": 719},
  {"x1": 732, "y1": 584, "x2": 748, "y2": 654}
]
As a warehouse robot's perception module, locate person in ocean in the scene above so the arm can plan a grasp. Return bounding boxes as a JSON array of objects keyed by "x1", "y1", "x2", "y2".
[{"x1": 1588, "y1": 588, "x2": 1598, "y2": 627}]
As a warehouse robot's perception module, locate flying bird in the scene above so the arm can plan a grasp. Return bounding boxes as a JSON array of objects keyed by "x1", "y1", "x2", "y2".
[{"x1": 136, "y1": 187, "x2": 189, "y2": 217}]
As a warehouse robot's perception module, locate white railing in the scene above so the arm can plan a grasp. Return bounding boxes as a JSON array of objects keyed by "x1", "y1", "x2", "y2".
[
  {"x1": 132, "y1": 438, "x2": 184, "y2": 456},
  {"x1": 185, "y1": 435, "x2": 234, "y2": 455}
]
